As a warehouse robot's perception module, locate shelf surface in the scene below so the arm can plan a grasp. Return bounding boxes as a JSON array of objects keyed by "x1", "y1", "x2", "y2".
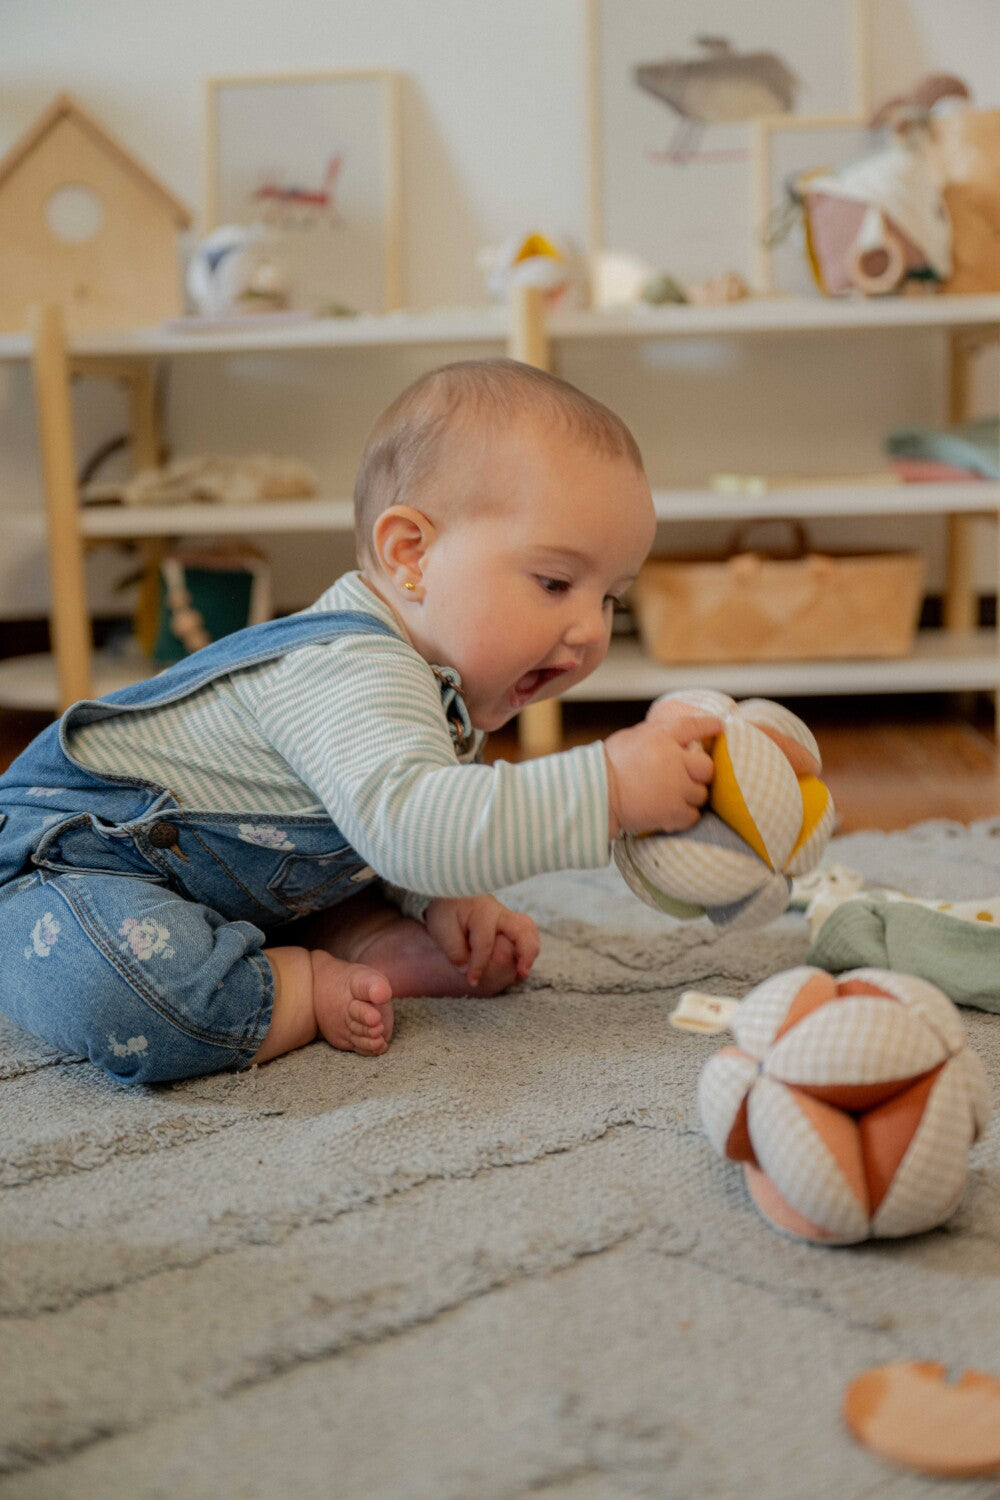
[
  {"x1": 652, "y1": 482, "x2": 1000, "y2": 522},
  {"x1": 70, "y1": 482, "x2": 1000, "y2": 541},
  {"x1": 550, "y1": 294, "x2": 1000, "y2": 340},
  {"x1": 2, "y1": 632, "x2": 996, "y2": 713},
  {"x1": 81, "y1": 497, "x2": 356, "y2": 538},
  {"x1": 69, "y1": 307, "x2": 511, "y2": 359},
  {"x1": 1, "y1": 294, "x2": 998, "y2": 365},
  {"x1": 562, "y1": 632, "x2": 1000, "y2": 702},
  {"x1": 0, "y1": 650, "x2": 152, "y2": 710}
]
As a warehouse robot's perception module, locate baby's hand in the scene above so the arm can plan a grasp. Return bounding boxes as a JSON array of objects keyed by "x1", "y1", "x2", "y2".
[
  {"x1": 603, "y1": 713, "x2": 722, "y2": 839},
  {"x1": 424, "y1": 895, "x2": 540, "y2": 991}
]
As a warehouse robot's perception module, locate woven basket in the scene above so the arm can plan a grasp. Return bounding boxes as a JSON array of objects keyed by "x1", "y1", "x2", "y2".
[{"x1": 631, "y1": 523, "x2": 925, "y2": 664}]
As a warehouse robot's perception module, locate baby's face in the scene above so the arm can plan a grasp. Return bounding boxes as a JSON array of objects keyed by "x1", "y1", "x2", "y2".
[{"x1": 406, "y1": 416, "x2": 655, "y2": 731}]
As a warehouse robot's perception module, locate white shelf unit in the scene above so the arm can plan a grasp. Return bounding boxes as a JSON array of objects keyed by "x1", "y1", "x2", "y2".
[
  {"x1": 515, "y1": 295, "x2": 1000, "y2": 746},
  {"x1": 0, "y1": 302, "x2": 516, "y2": 714},
  {"x1": 2, "y1": 292, "x2": 999, "y2": 753}
]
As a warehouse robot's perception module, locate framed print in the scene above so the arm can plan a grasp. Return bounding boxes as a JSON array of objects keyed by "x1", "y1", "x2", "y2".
[
  {"x1": 587, "y1": 0, "x2": 868, "y2": 300},
  {"x1": 206, "y1": 70, "x2": 402, "y2": 314},
  {"x1": 752, "y1": 115, "x2": 880, "y2": 294}
]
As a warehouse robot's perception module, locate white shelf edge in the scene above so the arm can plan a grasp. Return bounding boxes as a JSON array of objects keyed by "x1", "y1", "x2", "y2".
[
  {"x1": 652, "y1": 482, "x2": 1000, "y2": 523},
  {"x1": 561, "y1": 632, "x2": 1000, "y2": 703},
  {"x1": 0, "y1": 650, "x2": 153, "y2": 710},
  {"x1": 549, "y1": 294, "x2": 1000, "y2": 341},
  {"x1": 2, "y1": 631, "x2": 997, "y2": 713},
  {"x1": 74, "y1": 482, "x2": 1000, "y2": 541},
  {"x1": 81, "y1": 497, "x2": 355, "y2": 538},
  {"x1": 1, "y1": 294, "x2": 997, "y2": 366},
  {"x1": 68, "y1": 307, "x2": 512, "y2": 359}
]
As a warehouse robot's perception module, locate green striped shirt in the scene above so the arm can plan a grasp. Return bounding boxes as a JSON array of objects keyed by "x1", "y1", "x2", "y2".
[{"x1": 69, "y1": 572, "x2": 611, "y2": 904}]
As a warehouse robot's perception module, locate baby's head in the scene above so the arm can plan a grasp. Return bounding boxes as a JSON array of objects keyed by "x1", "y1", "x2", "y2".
[
  {"x1": 354, "y1": 357, "x2": 645, "y2": 568},
  {"x1": 354, "y1": 358, "x2": 655, "y2": 730}
]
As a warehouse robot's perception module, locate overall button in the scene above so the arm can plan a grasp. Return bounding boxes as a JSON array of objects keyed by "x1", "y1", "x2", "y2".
[{"x1": 149, "y1": 821, "x2": 180, "y2": 848}]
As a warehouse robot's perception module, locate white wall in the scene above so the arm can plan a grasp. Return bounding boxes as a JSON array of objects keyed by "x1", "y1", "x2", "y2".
[{"x1": 1, "y1": 0, "x2": 997, "y2": 615}]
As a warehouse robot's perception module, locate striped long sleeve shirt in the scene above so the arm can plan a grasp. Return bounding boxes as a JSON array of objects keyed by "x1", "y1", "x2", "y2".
[{"x1": 69, "y1": 571, "x2": 612, "y2": 906}]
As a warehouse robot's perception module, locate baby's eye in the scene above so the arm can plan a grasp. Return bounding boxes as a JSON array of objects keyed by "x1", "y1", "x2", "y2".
[{"x1": 537, "y1": 576, "x2": 570, "y2": 595}]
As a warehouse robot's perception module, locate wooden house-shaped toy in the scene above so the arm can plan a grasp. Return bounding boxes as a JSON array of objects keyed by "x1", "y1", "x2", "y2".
[{"x1": 0, "y1": 92, "x2": 191, "y2": 332}]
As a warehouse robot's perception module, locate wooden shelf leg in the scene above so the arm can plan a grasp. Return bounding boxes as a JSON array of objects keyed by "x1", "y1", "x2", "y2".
[
  {"x1": 508, "y1": 284, "x2": 565, "y2": 754},
  {"x1": 517, "y1": 699, "x2": 563, "y2": 758},
  {"x1": 944, "y1": 331, "x2": 979, "y2": 634},
  {"x1": 30, "y1": 303, "x2": 92, "y2": 709},
  {"x1": 945, "y1": 515, "x2": 977, "y2": 632}
]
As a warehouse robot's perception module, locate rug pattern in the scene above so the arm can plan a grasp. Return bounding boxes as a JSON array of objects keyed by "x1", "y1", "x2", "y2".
[{"x1": 1, "y1": 822, "x2": 999, "y2": 1499}]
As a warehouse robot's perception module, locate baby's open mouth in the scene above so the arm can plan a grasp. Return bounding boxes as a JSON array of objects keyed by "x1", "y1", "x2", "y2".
[{"x1": 511, "y1": 666, "x2": 568, "y2": 704}]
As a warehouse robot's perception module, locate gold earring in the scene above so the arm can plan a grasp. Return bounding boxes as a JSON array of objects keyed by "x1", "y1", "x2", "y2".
[{"x1": 403, "y1": 580, "x2": 416, "y2": 591}]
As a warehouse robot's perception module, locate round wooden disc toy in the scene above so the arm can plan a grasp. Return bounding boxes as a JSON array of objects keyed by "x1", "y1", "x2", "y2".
[{"x1": 843, "y1": 1360, "x2": 1000, "y2": 1477}]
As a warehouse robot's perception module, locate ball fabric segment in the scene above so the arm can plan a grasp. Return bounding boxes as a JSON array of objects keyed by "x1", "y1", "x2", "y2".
[
  {"x1": 615, "y1": 691, "x2": 835, "y2": 929},
  {"x1": 698, "y1": 966, "x2": 990, "y2": 1244}
]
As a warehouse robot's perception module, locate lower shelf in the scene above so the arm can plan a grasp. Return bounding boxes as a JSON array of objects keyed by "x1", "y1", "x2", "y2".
[
  {"x1": 0, "y1": 630, "x2": 996, "y2": 713},
  {"x1": 0, "y1": 649, "x2": 152, "y2": 710},
  {"x1": 562, "y1": 631, "x2": 1000, "y2": 701}
]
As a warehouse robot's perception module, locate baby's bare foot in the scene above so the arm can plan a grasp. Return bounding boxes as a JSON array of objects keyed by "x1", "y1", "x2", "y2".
[
  {"x1": 310, "y1": 950, "x2": 395, "y2": 1056},
  {"x1": 351, "y1": 914, "x2": 513, "y2": 998}
]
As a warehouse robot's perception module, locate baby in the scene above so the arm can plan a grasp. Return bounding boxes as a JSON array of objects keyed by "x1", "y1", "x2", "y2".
[{"x1": 0, "y1": 359, "x2": 719, "y2": 1084}]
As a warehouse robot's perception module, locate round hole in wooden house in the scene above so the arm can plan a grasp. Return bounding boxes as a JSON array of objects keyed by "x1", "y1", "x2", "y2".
[{"x1": 44, "y1": 182, "x2": 105, "y2": 243}]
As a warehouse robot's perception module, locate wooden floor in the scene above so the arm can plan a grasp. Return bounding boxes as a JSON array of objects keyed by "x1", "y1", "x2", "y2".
[{"x1": 3, "y1": 696, "x2": 999, "y2": 834}]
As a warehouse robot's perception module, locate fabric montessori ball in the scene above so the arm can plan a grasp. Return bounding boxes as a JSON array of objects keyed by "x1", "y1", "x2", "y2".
[
  {"x1": 698, "y1": 966, "x2": 990, "y2": 1244},
  {"x1": 615, "y1": 690, "x2": 836, "y2": 929}
]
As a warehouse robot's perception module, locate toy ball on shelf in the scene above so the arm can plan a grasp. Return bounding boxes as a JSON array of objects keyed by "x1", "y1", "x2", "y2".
[
  {"x1": 477, "y1": 231, "x2": 581, "y2": 306},
  {"x1": 614, "y1": 690, "x2": 835, "y2": 930},
  {"x1": 698, "y1": 965, "x2": 990, "y2": 1244},
  {"x1": 186, "y1": 223, "x2": 288, "y2": 317}
]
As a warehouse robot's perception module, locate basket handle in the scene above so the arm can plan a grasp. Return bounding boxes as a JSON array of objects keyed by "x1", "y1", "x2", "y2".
[{"x1": 728, "y1": 518, "x2": 810, "y2": 559}]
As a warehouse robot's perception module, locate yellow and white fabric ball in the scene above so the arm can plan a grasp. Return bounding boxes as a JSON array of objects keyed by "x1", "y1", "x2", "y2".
[
  {"x1": 698, "y1": 966, "x2": 990, "y2": 1244},
  {"x1": 615, "y1": 691, "x2": 835, "y2": 929}
]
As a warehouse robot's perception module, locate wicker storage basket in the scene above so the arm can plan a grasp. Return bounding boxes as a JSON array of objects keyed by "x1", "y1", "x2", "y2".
[{"x1": 631, "y1": 524, "x2": 925, "y2": 664}]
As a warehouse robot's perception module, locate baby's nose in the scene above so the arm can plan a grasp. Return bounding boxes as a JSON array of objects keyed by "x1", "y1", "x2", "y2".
[{"x1": 564, "y1": 598, "x2": 609, "y2": 647}]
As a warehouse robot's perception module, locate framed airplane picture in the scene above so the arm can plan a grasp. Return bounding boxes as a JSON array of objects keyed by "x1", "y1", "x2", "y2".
[{"x1": 205, "y1": 70, "x2": 402, "y2": 314}]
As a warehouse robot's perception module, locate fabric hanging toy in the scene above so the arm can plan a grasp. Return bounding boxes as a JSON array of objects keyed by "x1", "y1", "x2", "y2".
[
  {"x1": 615, "y1": 690, "x2": 835, "y2": 929},
  {"x1": 694, "y1": 965, "x2": 990, "y2": 1244}
]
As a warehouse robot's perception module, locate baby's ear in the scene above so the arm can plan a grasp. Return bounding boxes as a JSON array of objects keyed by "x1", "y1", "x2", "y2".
[{"x1": 371, "y1": 505, "x2": 436, "y2": 596}]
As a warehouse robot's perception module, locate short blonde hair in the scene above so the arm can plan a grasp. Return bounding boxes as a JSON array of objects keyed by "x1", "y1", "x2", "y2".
[{"x1": 353, "y1": 358, "x2": 645, "y2": 566}]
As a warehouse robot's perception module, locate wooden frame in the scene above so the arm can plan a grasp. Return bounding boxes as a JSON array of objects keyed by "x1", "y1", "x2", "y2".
[
  {"x1": 750, "y1": 113, "x2": 880, "y2": 294},
  {"x1": 205, "y1": 69, "x2": 402, "y2": 314},
  {"x1": 586, "y1": 0, "x2": 869, "y2": 303}
]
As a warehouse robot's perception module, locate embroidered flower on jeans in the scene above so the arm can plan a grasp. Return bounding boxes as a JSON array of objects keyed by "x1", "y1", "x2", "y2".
[
  {"x1": 25, "y1": 911, "x2": 60, "y2": 959},
  {"x1": 108, "y1": 1033, "x2": 149, "y2": 1058},
  {"x1": 237, "y1": 824, "x2": 295, "y2": 851},
  {"x1": 119, "y1": 916, "x2": 175, "y2": 961}
]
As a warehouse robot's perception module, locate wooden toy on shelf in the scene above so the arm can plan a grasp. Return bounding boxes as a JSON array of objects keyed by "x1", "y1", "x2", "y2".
[{"x1": 0, "y1": 92, "x2": 191, "y2": 332}]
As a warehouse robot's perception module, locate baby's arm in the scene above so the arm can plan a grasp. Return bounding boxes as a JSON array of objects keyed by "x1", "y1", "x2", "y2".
[
  {"x1": 424, "y1": 895, "x2": 540, "y2": 987},
  {"x1": 603, "y1": 713, "x2": 722, "y2": 839}
]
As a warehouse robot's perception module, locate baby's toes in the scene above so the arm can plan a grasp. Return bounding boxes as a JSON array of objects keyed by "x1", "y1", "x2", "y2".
[{"x1": 347, "y1": 998, "x2": 388, "y2": 1053}]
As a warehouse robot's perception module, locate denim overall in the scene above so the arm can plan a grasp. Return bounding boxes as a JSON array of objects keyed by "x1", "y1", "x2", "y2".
[{"x1": 0, "y1": 611, "x2": 469, "y2": 1086}]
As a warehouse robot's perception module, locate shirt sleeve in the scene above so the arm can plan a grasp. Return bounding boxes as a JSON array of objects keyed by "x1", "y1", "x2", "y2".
[{"x1": 231, "y1": 628, "x2": 611, "y2": 897}]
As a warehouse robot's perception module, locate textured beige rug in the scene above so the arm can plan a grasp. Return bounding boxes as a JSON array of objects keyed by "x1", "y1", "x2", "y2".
[{"x1": 2, "y1": 821, "x2": 999, "y2": 1499}]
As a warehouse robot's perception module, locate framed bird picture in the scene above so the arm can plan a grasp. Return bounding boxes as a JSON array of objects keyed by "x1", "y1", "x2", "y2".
[{"x1": 586, "y1": 0, "x2": 868, "y2": 303}]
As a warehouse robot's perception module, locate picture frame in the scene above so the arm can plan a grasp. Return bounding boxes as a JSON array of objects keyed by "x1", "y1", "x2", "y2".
[
  {"x1": 751, "y1": 114, "x2": 881, "y2": 294},
  {"x1": 586, "y1": 0, "x2": 870, "y2": 302},
  {"x1": 205, "y1": 70, "x2": 402, "y2": 315}
]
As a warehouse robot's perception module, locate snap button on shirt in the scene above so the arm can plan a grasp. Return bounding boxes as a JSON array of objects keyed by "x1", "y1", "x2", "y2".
[{"x1": 149, "y1": 821, "x2": 180, "y2": 848}]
